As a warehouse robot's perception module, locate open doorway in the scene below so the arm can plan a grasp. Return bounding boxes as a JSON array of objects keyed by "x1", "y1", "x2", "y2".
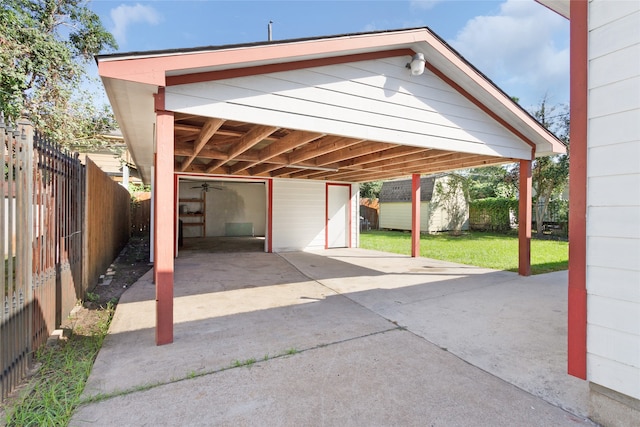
[{"x1": 177, "y1": 178, "x2": 267, "y2": 253}]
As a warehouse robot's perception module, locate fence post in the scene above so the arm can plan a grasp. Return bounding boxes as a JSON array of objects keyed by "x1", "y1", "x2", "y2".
[{"x1": 18, "y1": 119, "x2": 34, "y2": 386}]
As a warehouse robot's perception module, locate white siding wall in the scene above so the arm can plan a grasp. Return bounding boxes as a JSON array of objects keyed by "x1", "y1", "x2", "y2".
[
  {"x1": 586, "y1": 0, "x2": 640, "y2": 400},
  {"x1": 380, "y1": 202, "x2": 428, "y2": 231},
  {"x1": 272, "y1": 179, "x2": 358, "y2": 252},
  {"x1": 350, "y1": 184, "x2": 359, "y2": 249},
  {"x1": 379, "y1": 201, "x2": 469, "y2": 233},
  {"x1": 166, "y1": 57, "x2": 532, "y2": 159}
]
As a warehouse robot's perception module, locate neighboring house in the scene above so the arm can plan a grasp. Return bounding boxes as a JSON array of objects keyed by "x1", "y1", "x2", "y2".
[
  {"x1": 538, "y1": 1, "x2": 640, "y2": 425},
  {"x1": 76, "y1": 131, "x2": 141, "y2": 187},
  {"x1": 96, "y1": 28, "x2": 564, "y2": 345},
  {"x1": 379, "y1": 176, "x2": 468, "y2": 233}
]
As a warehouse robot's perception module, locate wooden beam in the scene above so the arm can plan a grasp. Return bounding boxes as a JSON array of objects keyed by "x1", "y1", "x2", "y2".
[
  {"x1": 246, "y1": 136, "x2": 361, "y2": 176},
  {"x1": 340, "y1": 146, "x2": 431, "y2": 168},
  {"x1": 205, "y1": 125, "x2": 278, "y2": 173},
  {"x1": 313, "y1": 141, "x2": 397, "y2": 166},
  {"x1": 285, "y1": 141, "x2": 395, "y2": 179},
  {"x1": 329, "y1": 156, "x2": 509, "y2": 183},
  {"x1": 299, "y1": 149, "x2": 452, "y2": 181},
  {"x1": 179, "y1": 118, "x2": 225, "y2": 171},
  {"x1": 288, "y1": 135, "x2": 362, "y2": 164},
  {"x1": 228, "y1": 130, "x2": 323, "y2": 174}
]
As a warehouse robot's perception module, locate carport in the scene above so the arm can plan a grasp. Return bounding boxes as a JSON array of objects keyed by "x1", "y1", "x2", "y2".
[{"x1": 96, "y1": 27, "x2": 565, "y2": 345}]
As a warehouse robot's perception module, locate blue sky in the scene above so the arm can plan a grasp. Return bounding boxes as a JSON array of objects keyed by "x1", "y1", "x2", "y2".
[{"x1": 88, "y1": 0, "x2": 569, "y2": 110}]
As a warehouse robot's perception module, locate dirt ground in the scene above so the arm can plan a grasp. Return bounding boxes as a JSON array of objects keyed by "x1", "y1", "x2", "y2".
[{"x1": 62, "y1": 234, "x2": 152, "y2": 332}]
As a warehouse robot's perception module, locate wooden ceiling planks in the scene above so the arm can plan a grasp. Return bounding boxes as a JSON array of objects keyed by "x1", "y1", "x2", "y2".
[{"x1": 172, "y1": 113, "x2": 514, "y2": 183}]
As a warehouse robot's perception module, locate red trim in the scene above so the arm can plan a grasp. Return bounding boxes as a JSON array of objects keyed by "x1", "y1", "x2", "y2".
[
  {"x1": 411, "y1": 174, "x2": 421, "y2": 257},
  {"x1": 326, "y1": 183, "x2": 352, "y2": 249},
  {"x1": 153, "y1": 154, "x2": 157, "y2": 284},
  {"x1": 428, "y1": 64, "x2": 537, "y2": 152},
  {"x1": 173, "y1": 174, "x2": 178, "y2": 258},
  {"x1": 568, "y1": 0, "x2": 588, "y2": 380},
  {"x1": 98, "y1": 29, "x2": 429, "y2": 86},
  {"x1": 174, "y1": 173, "x2": 272, "y2": 252},
  {"x1": 167, "y1": 49, "x2": 414, "y2": 86},
  {"x1": 268, "y1": 179, "x2": 273, "y2": 253},
  {"x1": 325, "y1": 184, "x2": 329, "y2": 250},
  {"x1": 518, "y1": 160, "x2": 532, "y2": 276}
]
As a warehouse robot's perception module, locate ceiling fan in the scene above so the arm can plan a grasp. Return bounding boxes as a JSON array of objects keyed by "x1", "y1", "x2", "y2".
[{"x1": 191, "y1": 182, "x2": 223, "y2": 192}]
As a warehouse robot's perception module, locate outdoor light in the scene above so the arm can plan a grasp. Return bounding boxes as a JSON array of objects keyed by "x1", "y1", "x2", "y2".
[{"x1": 406, "y1": 53, "x2": 426, "y2": 76}]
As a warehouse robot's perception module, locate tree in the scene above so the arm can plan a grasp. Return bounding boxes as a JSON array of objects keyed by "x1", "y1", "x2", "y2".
[
  {"x1": 466, "y1": 165, "x2": 518, "y2": 200},
  {"x1": 359, "y1": 181, "x2": 382, "y2": 201},
  {"x1": 433, "y1": 173, "x2": 469, "y2": 235},
  {"x1": 0, "y1": 0, "x2": 117, "y2": 146},
  {"x1": 512, "y1": 97, "x2": 570, "y2": 234}
]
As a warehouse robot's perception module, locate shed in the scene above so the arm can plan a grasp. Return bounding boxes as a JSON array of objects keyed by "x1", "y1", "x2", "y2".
[
  {"x1": 96, "y1": 27, "x2": 565, "y2": 345},
  {"x1": 379, "y1": 176, "x2": 468, "y2": 233}
]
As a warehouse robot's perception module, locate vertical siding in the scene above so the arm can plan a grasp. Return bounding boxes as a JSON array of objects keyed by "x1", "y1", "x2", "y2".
[
  {"x1": 379, "y1": 201, "x2": 469, "y2": 233},
  {"x1": 586, "y1": 0, "x2": 640, "y2": 400},
  {"x1": 272, "y1": 179, "x2": 326, "y2": 251},
  {"x1": 350, "y1": 184, "x2": 358, "y2": 248}
]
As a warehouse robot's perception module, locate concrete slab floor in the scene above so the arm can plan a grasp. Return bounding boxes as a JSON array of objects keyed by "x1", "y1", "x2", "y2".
[{"x1": 71, "y1": 249, "x2": 594, "y2": 426}]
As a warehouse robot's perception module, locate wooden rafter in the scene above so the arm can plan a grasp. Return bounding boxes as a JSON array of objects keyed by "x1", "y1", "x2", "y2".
[
  {"x1": 228, "y1": 130, "x2": 324, "y2": 174},
  {"x1": 205, "y1": 125, "x2": 278, "y2": 173},
  {"x1": 172, "y1": 112, "x2": 518, "y2": 183},
  {"x1": 179, "y1": 118, "x2": 225, "y2": 172}
]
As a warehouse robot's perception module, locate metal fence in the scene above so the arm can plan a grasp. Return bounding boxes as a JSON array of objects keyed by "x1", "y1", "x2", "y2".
[{"x1": 0, "y1": 117, "x2": 131, "y2": 401}]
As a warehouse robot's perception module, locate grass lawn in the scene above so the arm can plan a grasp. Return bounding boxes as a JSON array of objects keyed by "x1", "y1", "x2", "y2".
[{"x1": 360, "y1": 230, "x2": 568, "y2": 275}]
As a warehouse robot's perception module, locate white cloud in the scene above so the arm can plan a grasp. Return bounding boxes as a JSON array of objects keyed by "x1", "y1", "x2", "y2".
[
  {"x1": 110, "y1": 4, "x2": 162, "y2": 45},
  {"x1": 449, "y1": 0, "x2": 569, "y2": 108}
]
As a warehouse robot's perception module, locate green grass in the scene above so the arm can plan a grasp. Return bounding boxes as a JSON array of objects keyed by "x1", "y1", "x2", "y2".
[
  {"x1": 4, "y1": 304, "x2": 114, "y2": 427},
  {"x1": 360, "y1": 230, "x2": 568, "y2": 275}
]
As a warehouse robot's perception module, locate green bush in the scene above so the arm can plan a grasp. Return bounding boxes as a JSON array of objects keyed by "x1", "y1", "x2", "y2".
[{"x1": 469, "y1": 198, "x2": 518, "y2": 232}]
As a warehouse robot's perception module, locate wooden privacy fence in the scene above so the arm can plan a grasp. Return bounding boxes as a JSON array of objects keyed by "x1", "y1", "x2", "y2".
[
  {"x1": 84, "y1": 158, "x2": 130, "y2": 290},
  {"x1": 1, "y1": 118, "x2": 131, "y2": 401},
  {"x1": 131, "y1": 192, "x2": 151, "y2": 236}
]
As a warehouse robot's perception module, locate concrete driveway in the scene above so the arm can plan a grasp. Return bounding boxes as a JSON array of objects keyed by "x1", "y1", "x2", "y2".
[{"x1": 70, "y1": 248, "x2": 593, "y2": 426}]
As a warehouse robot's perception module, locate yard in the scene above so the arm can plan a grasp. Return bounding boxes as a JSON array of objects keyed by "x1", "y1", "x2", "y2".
[{"x1": 360, "y1": 230, "x2": 568, "y2": 275}]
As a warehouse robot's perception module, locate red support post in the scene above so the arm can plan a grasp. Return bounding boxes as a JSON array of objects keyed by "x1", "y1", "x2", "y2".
[
  {"x1": 411, "y1": 173, "x2": 420, "y2": 257},
  {"x1": 518, "y1": 159, "x2": 532, "y2": 276},
  {"x1": 154, "y1": 88, "x2": 175, "y2": 345},
  {"x1": 568, "y1": 0, "x2": 588, "y2": 380}
]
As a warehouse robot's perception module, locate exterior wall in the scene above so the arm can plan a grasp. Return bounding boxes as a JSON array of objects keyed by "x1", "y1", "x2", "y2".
[
  {"x1": 166, "y1": 57, "x2": 532, "y2": 159},
  {"x1": 272, "y1": 179, "x2": 358, "y2": 252},
  {"x1": 379, "y1": 201, "x2": 469, "y2": 233},
  {"x1": 586, "y1": 0, "x2": 640, "y2": 401}
]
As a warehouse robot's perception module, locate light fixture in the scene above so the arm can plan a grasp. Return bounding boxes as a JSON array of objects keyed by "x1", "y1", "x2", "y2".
[{"x1": 406, "y1": 53, "x2": 425, "y2": 76}]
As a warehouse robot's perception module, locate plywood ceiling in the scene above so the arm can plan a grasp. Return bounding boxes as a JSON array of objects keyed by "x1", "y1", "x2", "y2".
[{"x1": 174, "y1": 113, "x2": 514, "y2": 182}]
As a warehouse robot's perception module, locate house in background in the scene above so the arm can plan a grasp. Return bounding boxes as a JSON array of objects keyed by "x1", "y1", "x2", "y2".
[
  {"x1": 76, "y1": 131, "x2": 142, "y2": 188},
  {"x1": 379, "y1": 176, "x2": 468, "y2": 233},
  {"x1": 538, "y1": 1, "x2": 640, "y2": 425}
]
